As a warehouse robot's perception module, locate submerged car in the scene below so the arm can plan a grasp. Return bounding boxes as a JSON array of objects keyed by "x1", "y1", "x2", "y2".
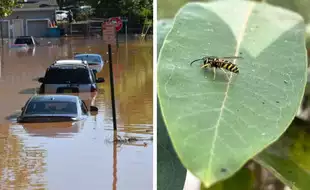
[
  {"x1": 17, "y1": 94, "x2": 98, "y2": 123},
  {"x1": 10, "y1": 36, "x2": 38, "y2": 55},
  {"x1": 22, "y1": 121, "x2": 83, "y2": 138},
  {"x1": 13, "y1": 36, "x2": 40, "y2": 46},
  {"x1": 73, "y1": 53, "x2": 104, "y2": 74},
  {"x1": 38, "y1": 60, "x2": 104, "y2": 95}
]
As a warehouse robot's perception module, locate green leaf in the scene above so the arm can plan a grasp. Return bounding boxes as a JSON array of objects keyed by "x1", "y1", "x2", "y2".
[
  {"x1": 157, "y1": 101, "x2": 187, "y2": 190},
  {"x1": 157, "y1": 0, "x2": 218, "y2": 19},
  {"x1": 201, "y1": 166, "x2": 255, "y2": 190},
  {"x1": 260, "y1": 0, "x2": 310, "y2": 49},
  {"x1": 157, "y1": 0, "x2": 220, "y2": 19},
  {"x1": 157, "y1": 19, "x2": 174, "y2": 58},
  {"x1": 158, "y1": 0, "x2": 191, "y2": 19},
  {"x1": 255, "y1": 118, "x2": 310, "y2": 190},
  {"x1": 262, "y1": 0, "x2": 310, "y2": 24},
  {"x1": 157, "y1": 1, "x2": 307, "y2": 188}
]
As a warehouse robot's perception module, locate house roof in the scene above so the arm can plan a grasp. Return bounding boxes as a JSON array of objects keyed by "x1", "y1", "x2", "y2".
[{"x1": 14, "y1": 0, "x2": 59, "y2": 11}]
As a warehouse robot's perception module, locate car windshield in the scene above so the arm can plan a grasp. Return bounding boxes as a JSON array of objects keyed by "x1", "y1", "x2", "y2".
[
  {"x1": 25, "y1": 101, "x2": 77, "y2": 115},
  {"x1": 75, "y1": 55, "x2": 101, "y2": 64},
  {"x1": 14, "y1": 38, "x2": 33, "y2": 45},
  {"x1": 44, "y1": 68, "x2": 91, "y2": 84}
]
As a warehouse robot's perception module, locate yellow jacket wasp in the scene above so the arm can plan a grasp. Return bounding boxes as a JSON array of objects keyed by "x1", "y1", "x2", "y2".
[{"x1": 189, "y1": 56, "x2": 243, "y2": 80}]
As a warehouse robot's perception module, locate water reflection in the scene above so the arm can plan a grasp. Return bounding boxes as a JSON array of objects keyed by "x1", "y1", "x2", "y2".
[
  {"x1": 0, "y1": 37, "x2": 153, "y2": 190},
  {"x1": 21, "y1": 121, "x2": 84, "y2": 138},
  {"x1": 0, "y1": 124, "x2": 46, "y2": 189}
]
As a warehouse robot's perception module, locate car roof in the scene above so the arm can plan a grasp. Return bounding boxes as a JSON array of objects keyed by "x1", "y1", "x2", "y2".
[
  {"x1": 54, "y1": 59, "x2": 87, "y2": 65},
  {"x1": 16, "y1": 36, "x2": 33, "y2": 39},
  {"x1": 74, "y1": 53, "x2": 102, "y2": 58},
  {"x1": 50, "y1": 60, "x2": 89, "y2": 68},
  {"x1": 29, "y1": 95, "x2": 79, "y2": 103}
]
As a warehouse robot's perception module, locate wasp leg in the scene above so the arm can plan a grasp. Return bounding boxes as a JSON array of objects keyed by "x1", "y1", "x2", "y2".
[
  {"x1": 201, "y1": 64, "x2": 209, "y2": 79},
  {"x1": 213, "y1": 67, "x2": 216, "y2": 80},
  {"x1": 221, "y1": 68, "x2": 230, "y2": 80}
]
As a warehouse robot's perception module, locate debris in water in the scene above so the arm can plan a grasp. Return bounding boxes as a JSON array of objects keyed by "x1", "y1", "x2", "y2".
[{"x1": 105, "y1": 135, "x2": 153, "y2": 146}]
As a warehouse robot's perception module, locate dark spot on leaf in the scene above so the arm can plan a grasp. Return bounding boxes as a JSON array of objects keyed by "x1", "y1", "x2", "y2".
[
  {"x1": 239, "y1": 52, "x2": 242, "y2": 55},
  {"x1": 284, "y1": 80, "x2": 288, "y2": 84},
  {"x1": 221, "y1": 168, "x2": 227, "y2": 173},
  {"x1": 288, "y1": 170, "x2": 292, "y2": 174},
  {"x1": 276, "y1": 101, "x2": 279, "y2": 103},
  {"x1": 262, "y1": 102, "x2": 265, "y2": 104}
]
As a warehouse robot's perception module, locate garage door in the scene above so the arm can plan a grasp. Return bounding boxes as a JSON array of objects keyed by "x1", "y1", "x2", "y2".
[
  {"x1": 27, "y1": 20, "x2": 48, "y2": 37},
  {"x1": 0, "y1": 21, "x2": 9, "y2": 38}
]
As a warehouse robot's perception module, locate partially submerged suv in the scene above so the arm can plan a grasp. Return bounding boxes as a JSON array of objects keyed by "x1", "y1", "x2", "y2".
[{"x1": 38, "y1": 60, "x2": 105, "y2": 96}]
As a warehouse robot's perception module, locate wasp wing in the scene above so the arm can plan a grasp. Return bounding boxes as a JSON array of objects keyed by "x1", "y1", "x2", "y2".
[{"x1": 218, "y1": 56, "x2": 243, "y2": 59}]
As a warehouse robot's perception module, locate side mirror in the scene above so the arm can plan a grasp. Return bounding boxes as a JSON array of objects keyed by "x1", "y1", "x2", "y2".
[
  {"x1": 38, "y1": 77, "x2": 44, "y2": 83},
  {"x1": 90, "y1": 106, "x2": 98, "y2": 112},
  {"x1": 96, "y1": 77, "x2": 105, "y2": 83}
]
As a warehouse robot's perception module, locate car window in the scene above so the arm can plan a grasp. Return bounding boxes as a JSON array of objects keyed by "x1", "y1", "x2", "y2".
[
  {"x1": 44, "y1": 68, "x2": 91, "y2": 84},
  {"x1": 25, "y1": 101, "x2": 77, "y2": 114},
  {"x1": 75, "y1": 55, "x2": 101, "y2": 63},
  {"x1": 14, "y1": 38, "x2": 33, "y2": 45},
  {"x1": 80, "y1": 100, "x2": 88, "y2": 114}
]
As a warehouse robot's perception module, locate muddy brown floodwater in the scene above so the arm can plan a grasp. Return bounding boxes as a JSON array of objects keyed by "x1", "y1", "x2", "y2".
[{"x1": 0, "y1": 36, "x2": 153, "y2": 190}]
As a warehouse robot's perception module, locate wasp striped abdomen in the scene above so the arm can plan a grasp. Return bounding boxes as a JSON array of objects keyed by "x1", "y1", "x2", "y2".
[{"x1": 218, "y1": 60, "x2": 239, "y2": 73}]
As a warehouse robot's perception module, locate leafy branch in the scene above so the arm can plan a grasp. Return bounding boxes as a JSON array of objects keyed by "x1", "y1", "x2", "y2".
[{"x1": 0, "y1": 0, "x2": 18, "y2": 18}]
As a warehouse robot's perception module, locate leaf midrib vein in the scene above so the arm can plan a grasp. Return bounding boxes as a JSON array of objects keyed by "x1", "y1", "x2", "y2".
[{"x1": 206, "y1": 2, "x2": 255, "y2": 181}]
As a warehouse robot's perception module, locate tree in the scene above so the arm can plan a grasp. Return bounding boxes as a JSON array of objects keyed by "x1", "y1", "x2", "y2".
[
  {"x1": 0, "y1": 0, "x2": 18, "y2": 47},
  {"x1": 85, "y1": 0, "x2": 152, "y2": 21},
  {"x1": 0, "y1": 0, "x2": 18, "y2": 18}
]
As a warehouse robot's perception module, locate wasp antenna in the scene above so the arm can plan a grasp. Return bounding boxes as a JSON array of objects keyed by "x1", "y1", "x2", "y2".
[{"x1": 189, "y1": 58, "x2": 203, "y2": 66}]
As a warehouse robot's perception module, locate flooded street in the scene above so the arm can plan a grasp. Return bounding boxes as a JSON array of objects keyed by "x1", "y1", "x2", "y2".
[{"x1": 0, "y1": 36, "x2": 153, "y2": 190}]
